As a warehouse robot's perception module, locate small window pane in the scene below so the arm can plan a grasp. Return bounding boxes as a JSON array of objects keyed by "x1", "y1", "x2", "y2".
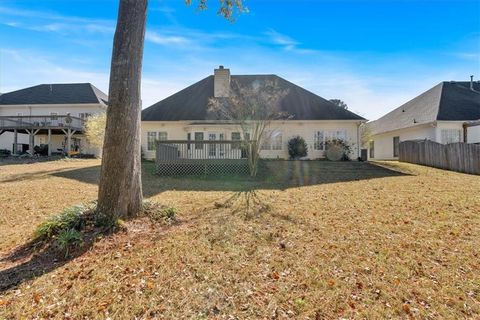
[
  {"x1": 231, "y1": 132, "x2": 241, "y2": 140},
  {"x1": 147, "y1": 132, "x2": 156, "y2": 151},
  {"x1": 272, "y1": 133, "x2": 282, "y2": 150},
  {"x1": 158, "y1": 132, "x2": 168, "y2": 141},
  {"x1": 314, "y1": 131, "x2": 324, "y2": 150},
  {"x1": 194, "y1": 132, "x2": 204, "y2": 150}
]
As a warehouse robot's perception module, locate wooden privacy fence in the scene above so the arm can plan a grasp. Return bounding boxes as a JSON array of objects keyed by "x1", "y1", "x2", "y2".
[
  {"x1": 155, "y1": 140, "x2": 250, "y2": 176},
  {"x1": 399, "y1": 140, "x2": 480, "y2": 175}
]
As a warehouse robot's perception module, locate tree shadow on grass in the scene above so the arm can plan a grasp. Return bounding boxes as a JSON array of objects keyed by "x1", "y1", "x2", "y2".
[
  {"x1": 0, "y1": 227, "x2": 111, "y2": 293},
  {"x1": 47, "y1": 161, "x2": 411, "y2": 197}
]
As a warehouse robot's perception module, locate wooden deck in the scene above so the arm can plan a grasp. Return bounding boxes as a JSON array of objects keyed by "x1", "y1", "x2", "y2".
[
  {"x1": 0, "y1": 115, "x2": 85, "y2": 156},
  {"x1": 0, "y1": 115, "x2": 84, "y2": 133},
  {"x1": 155, "y1": 140, "x2": 250, "y2": 176}
]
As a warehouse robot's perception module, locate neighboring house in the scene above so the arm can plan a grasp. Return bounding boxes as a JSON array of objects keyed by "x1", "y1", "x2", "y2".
[
  {"x1": 141, "y1": 66, "x2": 366, "y2": 160},
  {"x1": 0, "y1": 83, "x2": 107, "y2": 157},
  {"x1": 369, "y1": 80, "x2": 480, "y2": 160}
]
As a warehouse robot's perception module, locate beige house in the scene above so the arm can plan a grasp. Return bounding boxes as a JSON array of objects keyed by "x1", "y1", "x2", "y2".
[
  {"x1": 369, "y1": 80, "x2": 480, "y2": 160},
  {"x1": 141, "y1": 67, "x2": 366, "y2": 161},
  {"x1": 0, "y1": 83, "x2": 107, "y2": 156}
]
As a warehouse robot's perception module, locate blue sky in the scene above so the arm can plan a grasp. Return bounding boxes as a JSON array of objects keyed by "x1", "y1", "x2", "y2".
[{"x1": 0, "y1": 0, "x2": 479, "y2": 119}]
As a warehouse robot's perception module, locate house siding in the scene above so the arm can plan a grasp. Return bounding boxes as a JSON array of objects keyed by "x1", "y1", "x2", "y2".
[
  {"x1": 370, "y1": 121, "x2": 470, "y2": 160},
  {"x1": 370, "y1": 124, "x2": 436, "y2": 160},
  {"x1": 141, "y1": 120, "x2": 362, "y2": 160},
  {"x1": 467, "y1": 125, "x2": 480, "y2": 143},
  {"x1": 0, "y1": 103, "x2": 106, "y2": 156}
]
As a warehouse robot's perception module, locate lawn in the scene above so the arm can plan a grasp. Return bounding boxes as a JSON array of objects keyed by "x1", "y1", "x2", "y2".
[{"x1": 0, "y1": 159, "x2": 479, "y2": 319}]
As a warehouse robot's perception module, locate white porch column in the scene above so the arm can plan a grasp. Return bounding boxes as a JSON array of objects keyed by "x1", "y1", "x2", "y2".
[
  {"x1": 25, "y1": 129, "x2": 34, "y2": 155},
  {"x1": 67, "y1": 128, "x2": 71, "y2": 156}
]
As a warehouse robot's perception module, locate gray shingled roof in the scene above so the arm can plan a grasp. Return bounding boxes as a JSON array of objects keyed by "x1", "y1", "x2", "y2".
[
  {"x1": 370, "y1": 81, "x2": 480, "y2": 135},
  {"x1": 0, "y1": 83, "x2": 108, "y2": 105},
  {"x1": 141, "y1": 75, "x2": 365, "y2": 121}
]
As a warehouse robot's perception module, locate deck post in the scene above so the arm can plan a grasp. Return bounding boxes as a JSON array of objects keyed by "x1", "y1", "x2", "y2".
[
  {"x1": 13, "y1": 129, "x2": 18, "y2": 154},
  {"x1": 25, "y1": 129, "x2": 34, "y2": 155},
  {"x1": 47, "y1": 129, "x2": 52, "y2": 157}
]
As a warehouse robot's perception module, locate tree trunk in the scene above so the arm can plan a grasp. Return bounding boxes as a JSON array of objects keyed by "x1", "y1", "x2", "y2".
[{"x1": 97, "y1": 0, "x2": 147, "y2": 219}]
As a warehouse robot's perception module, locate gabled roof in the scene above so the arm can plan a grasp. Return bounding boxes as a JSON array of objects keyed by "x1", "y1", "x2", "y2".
[
  {"x1": 0, "y1": 83, "x2": 108, "y2": 105},
  {"x1": 370, "y1": 81, "x2": 480, "y2": 135},
  {"x1": 142, "y1": 75, "x2": 365, "y2": 121}
]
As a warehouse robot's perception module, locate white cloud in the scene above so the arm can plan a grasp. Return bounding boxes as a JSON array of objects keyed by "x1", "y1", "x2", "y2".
[
  {"x1": 1, "y1": 6, "x2": 477, "y2": 120},
  {"x1": 145, "y1": 31, "x2": 190, "y2": 45},
  {"x1": 0, "y1": 6, "x2": 115, "y2": 36},
  {"x1": 264, "y1": 28, "x2": 315, "y2": 54}
]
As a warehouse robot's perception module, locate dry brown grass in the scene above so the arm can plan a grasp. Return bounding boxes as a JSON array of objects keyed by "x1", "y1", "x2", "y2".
[{"x1": 0, "y1": 159, "x2": 479, "y2": 319}]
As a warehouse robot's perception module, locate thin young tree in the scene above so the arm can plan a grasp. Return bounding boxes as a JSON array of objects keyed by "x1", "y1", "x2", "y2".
[
  {"x1": 208, "y1": 79, "x2": 289, "y2": 177},
  {"x1": 98, "y1": 0, "x2": 246, "y2": 219},
  {"x1": 84, "y1": 112, "x2": 106, "y2": 149}
]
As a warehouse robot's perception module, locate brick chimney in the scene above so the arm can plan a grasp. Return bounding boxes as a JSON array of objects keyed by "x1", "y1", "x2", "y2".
[{"x1": 214, "y1": 65, "x2": 230, "y2": 97}]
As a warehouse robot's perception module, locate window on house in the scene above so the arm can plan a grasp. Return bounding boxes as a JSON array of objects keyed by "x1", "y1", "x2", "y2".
[
  {"x1": 314, "y1": 130, "x2": 325, "y2": 150},
  {"x1": 326, "y1": 129, "x2": 347, "y2": 142},
  {"x1": 261, "y1": 132, "x2": 283, "y2": 151},
  {"x1": 146, "y1": 132, "x2": 168, "y2": 151},
  {"x1": 147, "y1": 132, "x2": 157, "y2": 151},
  {"x1": 261, "y1": 134, "x2": 271, "y2": 150},
  {"x1": 272, "y1": 133, "x2": 283, "y2": 150},
  {"x1": 79, "y1": 113, "x2": 92, "y2": 120},
  {"x1": 158, "y1": 132, "x2": 168, "y2": 141},
  {"x1": 50, "y1": 112, "x2": 58, "y2": 120},
  {"x1": 393, "y1": 136, "x2": 400, "y2": 157},
  {"x1": 441, "y1": 129, "x2": 461, "y2": 144},
  {"x1": 219, "y1": 133, "x2": 225, "y2": 156},
  {"x1": 187, "y1": 133, "x2": 191, "y2": 150},
  {"x1": 231, "y1": 132, "x2": 241, "y2": 150},
  {"x1": 194, "y1": 132, "x2": 204, "y2": 150},
  {"x1": 369, "y1": 141, "x2": 375, "y2": 158}
]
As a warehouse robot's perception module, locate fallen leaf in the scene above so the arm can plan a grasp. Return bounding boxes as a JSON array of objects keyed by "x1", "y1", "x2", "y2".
[{"x1": 33, "y1": 293, "x2": 41, "y2": 304}]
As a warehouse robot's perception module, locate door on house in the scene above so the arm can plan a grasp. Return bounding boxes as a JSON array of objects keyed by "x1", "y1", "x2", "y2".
[
  {"x1": 208, "y1": 133, "x2": 225, "y2": 158},
  {"x1": 208, "y1": 133, "x2": 217, "y2": 157}
]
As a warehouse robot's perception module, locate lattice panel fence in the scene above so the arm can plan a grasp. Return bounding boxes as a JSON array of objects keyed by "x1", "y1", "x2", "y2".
[{"x1": 156, "y1": 160, "x2": 250, "y2": 176}]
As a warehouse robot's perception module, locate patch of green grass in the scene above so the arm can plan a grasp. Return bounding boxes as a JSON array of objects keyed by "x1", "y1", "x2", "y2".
[
  {"x1": 34, "y1": 204, "x2": 93, "y2": 239},
  {"x1": 56, "y1": 229, "x2": 83, "y2": 257}
]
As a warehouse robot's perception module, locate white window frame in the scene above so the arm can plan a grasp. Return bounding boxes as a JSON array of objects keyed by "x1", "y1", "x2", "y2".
[
  {"x1": 314, "y1": 129, "x2": 347, "y2": 150},
  {"x1": 146, "y1": 131, "x2": 168, "y2": 151},
  {"x1": 158, "y1": 132, "x2": 168, "y2": 141},
  {"x1": 271, "y1": 132, "x2": 283, "y2": 150},
  {"x1": 314, "y1": 130, "x2": 325, "y2": 150},
  {"x1": 261, "y1": 130, "x2": 282, "y2": 151},
  {"x1": 194, "y1": 132, "x2": 204, "y2": 150}
]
